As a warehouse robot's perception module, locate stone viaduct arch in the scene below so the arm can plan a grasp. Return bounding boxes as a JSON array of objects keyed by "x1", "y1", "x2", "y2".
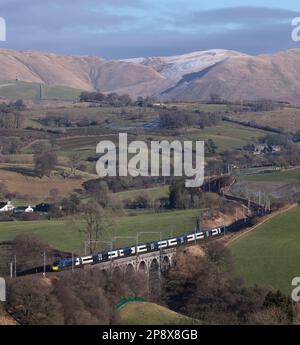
[{"x1": 89, "y1": 248, "x2": 176, "y2": 279}]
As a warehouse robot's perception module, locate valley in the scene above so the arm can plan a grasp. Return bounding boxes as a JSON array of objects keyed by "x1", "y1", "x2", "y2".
[{"x1": 0, "y1": 55, "x2": 300, "y2": 327}]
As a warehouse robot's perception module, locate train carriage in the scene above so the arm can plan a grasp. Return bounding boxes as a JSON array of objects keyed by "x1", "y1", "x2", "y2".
[{"x1": 51, "y1": 226, "x2": 226, "y2": 272}]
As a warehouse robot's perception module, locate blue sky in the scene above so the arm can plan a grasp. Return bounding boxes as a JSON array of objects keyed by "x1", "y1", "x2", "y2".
[{"x1": 0, "y1": 0, "x2": 300, "y2": 58}]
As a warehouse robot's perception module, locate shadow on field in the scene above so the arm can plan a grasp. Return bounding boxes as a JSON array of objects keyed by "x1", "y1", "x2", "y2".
[{"x1": 2, "y1": 166, "x2": 36, "y2": 177}]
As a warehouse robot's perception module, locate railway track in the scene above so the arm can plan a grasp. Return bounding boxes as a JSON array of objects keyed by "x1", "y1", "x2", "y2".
[
  {"x1": 224, "y1": 203, "x2": 298, "y2": 247},
  {"x1": 4, "y1": 174, "x2": 267, "y2": 278}
]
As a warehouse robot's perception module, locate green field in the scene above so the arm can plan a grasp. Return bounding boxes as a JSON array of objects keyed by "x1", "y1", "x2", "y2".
[
  {"x1": 114, "y1": 185, "x2": 169, "y2": 202},
  {"x1": 0, "y1": 81, "x2": 82, "y2": 101},
  {"x1": 168, "y1": 102, "x2": 229, "y2": 113},
  {"x1": 20, "y1": 120, "x2": 268, "y2": 176},
  {"x1": 0, "y1": 208, "x2": 201, "y2": 254},
  {"x1": 230, "y1": 205, "x2": 300, "y2": 295},
  {"x1": 58, "y1": 121, "x2": 267, "y2": 159},
  {"x1": 171, "y1": 122, "x2": 267, "y2": 152},
  {"x1": 241, "y1": 168, "x2": 300, "y2": 182},
  {"x1": 230, "y1": 106, "x2": 300, "y2": 133},
  {"x1": 119, "y1": 302, "x2": 199, "y2": 325},
  {"x1": 23, "y1": 104, "x2": 158, "y2": 131}
]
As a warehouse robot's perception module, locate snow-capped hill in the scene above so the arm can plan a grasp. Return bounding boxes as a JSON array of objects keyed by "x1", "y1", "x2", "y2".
[{"x1": 124, "y1": 49, "x2": 248, "y2": 79}]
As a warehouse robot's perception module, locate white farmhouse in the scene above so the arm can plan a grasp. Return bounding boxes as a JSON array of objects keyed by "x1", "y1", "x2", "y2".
[
  {"x1": 25, "y1": 205, "x2": 34, "y2": 212},
  {"x1": 13, "y1": 205, "x2": 34, "y2": 214},
  {"x1": 0, "y1": 201, "x2": 14, "y2": 212}
]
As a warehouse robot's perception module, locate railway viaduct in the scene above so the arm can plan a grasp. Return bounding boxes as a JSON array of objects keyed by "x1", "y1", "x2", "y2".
[{"x1": 87, "y1": 247, "x2": 177, "y2": 278}]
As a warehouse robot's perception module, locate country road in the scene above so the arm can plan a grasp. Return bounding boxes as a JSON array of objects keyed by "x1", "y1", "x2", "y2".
[{"x1": 0, "y1": 83, "x2": 16, "y2": 88}]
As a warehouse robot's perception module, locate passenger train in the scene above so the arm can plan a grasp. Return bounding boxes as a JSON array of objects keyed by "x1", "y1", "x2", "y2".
[{"x1": 51, "y1": 226, "x2": 225, "y2": 271}]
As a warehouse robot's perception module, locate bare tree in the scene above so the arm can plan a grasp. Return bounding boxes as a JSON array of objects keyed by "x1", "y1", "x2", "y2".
[
  {"x1": 0, "y1": 182, "x2": 8, "y2": 199},
  {"x1": 34, "y1": 150, "x2": 58, "y2": 177},
  {"x1": 49, "y1": 136, "x2": 57, "y2": 150},
  {"x1": 48, "y1": 188, "x2": 61, "y2": 203},
  {"x1": 79, "y1": 202, "x2": 112, "y2": 253},
  {"x1": 69, "y1": 152, "x2": 81, "y2": 176}
]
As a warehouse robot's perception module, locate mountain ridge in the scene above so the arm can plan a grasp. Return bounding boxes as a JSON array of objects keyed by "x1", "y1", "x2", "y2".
[
  {"x1": 0, "y1": 48, "x2": 164, "y2": 92},
  {"x1": 1, "y1": 48, "x2": 300, "y2": 102},
  {"x1": 123, "y1": 49, "x2": 248, "y2": 80}
]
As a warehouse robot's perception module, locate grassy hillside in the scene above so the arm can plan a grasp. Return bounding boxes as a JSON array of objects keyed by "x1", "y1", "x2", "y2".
[
  {"x1": 230, "y1": 205, "x2": 300, "y2": 295},
  {"x1": 168, "y1": 102, "x2": 229, "y2": 112},
  {"x1": 0, "y1": 165, "x2": 87, "y2": 201},
  {"x1": 119, "y1": 302, "x2": 199, "y2": 325},
  {"x1": 0, "y1": 81, "x2": 82, "y2": 101},
  {"x1": 230, "y1": 107, "x2": 300, "y2": 133},
  {"x1": 28, "y1": 121, "x2": 267, "y2": 157},
  {"x1": 114, "y1": 185, "x2": 169, "y2": 202},
  {"x1": 184, "y1": 122, "x2": 266, "y2": 152},
  {"x1": 241, "y1": 168, "x2": 300, "y2": 182},
  {"x1": 0, "y1": 208, "x2": 201, "y2": 254}
]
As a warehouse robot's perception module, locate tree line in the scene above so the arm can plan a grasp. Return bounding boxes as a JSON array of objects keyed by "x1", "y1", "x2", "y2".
[
  {"x1": 0, "y1": 100, "x2": 25, "y2": 129},
  {"x1": 159, "y1": 108, "x2": 221, "y2": 129},
  {"x1": 39, "y1": 113, "x2": 99, "y2": 128},
  {"x1": 79, "y1": 91, "x2": 156, "y2": 108}
]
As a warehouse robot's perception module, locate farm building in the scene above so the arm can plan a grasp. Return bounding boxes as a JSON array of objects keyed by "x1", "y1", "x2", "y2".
[
  {"x1": 0, "y1": 201, "x2": 14, "y2": 212},
  {"x1": 13, "y1": 206, "x2": 34, "y2": 214}
]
